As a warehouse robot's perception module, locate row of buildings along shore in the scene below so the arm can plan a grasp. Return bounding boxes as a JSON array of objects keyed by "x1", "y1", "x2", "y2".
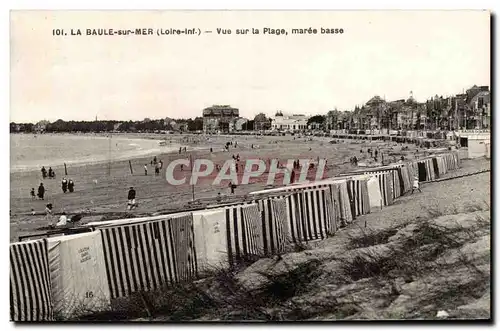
[
  {"x1": 14, "y1": 85, "x2": 490, "y2": 135},
  {"x1": 201, "y1": 85, "x2": 490, "y2": 134}
]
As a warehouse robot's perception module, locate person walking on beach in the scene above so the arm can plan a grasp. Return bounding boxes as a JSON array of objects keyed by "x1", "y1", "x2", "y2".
[
  {"x1": 127, "y1": 187, "x2": 137, "y2": 210},
  {"x1": 38, "y1": 183, "x2": 45, "y2": 200},
  {"x1": 179, "y1": 147, "x2": 182, "y2": 154},
  {"x1": 158, "y1": 160, "x2": 163, "y2": 169},
  {"x1": 48, "y1": 167, "x2": 54, "y2": 178},
  {"x1": 155, "y1": 163, "x2": 160, "y2": 176},
  {"x1": 41, "y1": 166, "x2": 47, "y2": 179},
  {"x1": 45, "y1": 203, "x2": 53, "y2": 226},
  {"x1": 68, "y1": 179, "x2": 75, "y2": 193},
  {"x1": 61, "y1": 178, "x2": 68, "y2": 193},
  {"x1": 144, "y1": 164, "x2": 148, "y2": 176},
  {"x1": 229, "y1": 181, "x2": 236, "y2": 194},
  {"x1": 411, "y1": 176, "x2": 422, "y2": 194}
]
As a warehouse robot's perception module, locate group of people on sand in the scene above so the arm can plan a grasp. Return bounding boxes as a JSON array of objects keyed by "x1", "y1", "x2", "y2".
[
  {"x1": 61, "y1": 178, "x2": 75, "y2": 193},
  {"x1": 31, "y1": 178, "x2": 75, "y2": 200},
  {"x1": 145, "y1": 156, "x2": 164, "y2": 176},
  {"x1": 178, "y1": 146, "x2": 188, "y2": 154},
  {"x1": 42, "y1": 203, "x2": 83, "y2": 228},
  {"x1": 41, "y1": 166, "x2": 56, "y2": 179},
  {"x1": 223, "y1": 141, "x2": 238, "y2": 152}
]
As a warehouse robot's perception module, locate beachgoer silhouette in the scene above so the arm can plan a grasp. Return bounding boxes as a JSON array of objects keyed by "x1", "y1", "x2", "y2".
[
  {"x1": 45, "y1": 203, "x2": 53, "y2": 226},
  {"x1": 30, "y1": 188, "x2": 35, "y2": 199},
  {"x1": 61, "y1": 178, "x2": 68, "y2": 193},
  {"x1": 48, "y1": 167, "x2": 54, "y2": 178},
  {"x1": 127, "y1": 187, "x2": 136, "y2": 210},
  {"x1": 144, "y1": 164, "x2": 148, "y2": 175},
  {"x1": 68, "y1": 179, "x2": 74, "y2": 193},
  {"x1": 41, "y1": 166, "x2": 47, "y2": 179}
]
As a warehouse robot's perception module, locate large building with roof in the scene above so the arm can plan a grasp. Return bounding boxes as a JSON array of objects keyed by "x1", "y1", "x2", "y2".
[
  {"x1": 271, "y1": 111, "x2": 309, "y2": 132},
  {"x1": 202, "y1": 105, "x2": 240, "y2": 133}
]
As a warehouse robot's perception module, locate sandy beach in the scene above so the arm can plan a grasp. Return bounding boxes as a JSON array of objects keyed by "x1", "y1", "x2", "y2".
[{"x1": 10, "y1": 133, "x2": 427, "y2": 242}]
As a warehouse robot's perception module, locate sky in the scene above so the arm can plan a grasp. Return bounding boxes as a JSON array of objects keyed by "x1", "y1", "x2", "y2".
[{"x1": 10, "y1": 10, "x2": 490, "y2": 123}]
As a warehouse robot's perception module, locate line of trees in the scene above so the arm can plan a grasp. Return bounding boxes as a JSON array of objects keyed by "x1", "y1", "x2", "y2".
[{"x1": 10, "y1": 117, "x2": 205, "y2": 134}]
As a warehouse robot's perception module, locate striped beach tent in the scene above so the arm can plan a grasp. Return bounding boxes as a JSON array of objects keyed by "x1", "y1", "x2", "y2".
[
  {"x1": 390, "y1": 170, "x2": 402, "y2": 199},
  {"x1": 224, "y1": 203, "x2": 257, "y2": 265},
  {"x1": 99, "y1": 215, "x2": 182, "y2": 299},
  {"x1": 242, "y1": 204, "x2": 266, "y2": 256},
  {"x1": 258, "y1": 198, "x2": 290, "y2": 255},
  {"x1": 47, "y1": 231, "x2": 111, "y2": 319},
  {"x1": 169, "y1": 213, "x2": 198, "y2": 282},
  {"x1": 10, "y1": 239, "x2": 54, "y2": 321},
  {"x1": 280, "y1": 187, "x2": 334, "y2": 243},
  {"x1": 345, "y1": 177, "x2": 371, "y2": 217},
  {"x1": 251, "y1": 178, "x2": 350, "y2": 230},
  {"x1": 271, "y1": 197, "x2": 290, "y2": 252},
  {"x1": 431, "y1": 157, "x2": 440, "y2": 179}
]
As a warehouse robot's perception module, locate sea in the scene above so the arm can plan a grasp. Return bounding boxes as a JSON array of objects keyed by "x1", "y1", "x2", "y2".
[{"x1": 10, "y1": 133, "x2": 178, "y2": 173}]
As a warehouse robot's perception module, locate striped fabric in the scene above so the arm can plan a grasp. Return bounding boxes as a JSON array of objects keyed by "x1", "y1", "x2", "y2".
[
  {"x1": 400, "y1": 166, "x2": 412, "y2": 193},
  {"x1": 169, "y1": 214, "x2": 198, "y2": 282},
  {"x1": 334, "y1": 181, "x2": 354, "y2": 225},
  {"x1": 297, "y1": 188, "x2": 334, "y2": 242},
  {"x1": 270, "y1": 198, "x2": 291, "y2": 254},
  {"x1": 285, "y1": 192, "x2": 306, "y2": 244},
  {"x1": 391, "y1": 170, "x2": 402, "y2": 199},
  {"x1": 100, "y1": 217, "x2": 178, "y2": 299},
  {"x1": 10, "y1": 240, "x2": 54, "y2": 321},
  {"x1": 225, "y1": 204, "x2": 256, "y2": 265},
  {"x1": 241, "y1": 204, "x2": 265, "y2": 257},
  {"x1": 346, "y1": 179, "x2": 371, "y2": 217},
  {"x1": 257, "y1": 198, "x2": 290, "y2": 255}
]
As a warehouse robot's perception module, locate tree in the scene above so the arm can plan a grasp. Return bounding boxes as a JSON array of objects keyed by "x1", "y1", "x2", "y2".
[
  {"x1": 254, "y1": 113, "x2": 270, "y2": 131},
  {"x1": 187, "y1": 117, "x2": 203, "y2": 131},
  {"x1": 243, "y1": 120, "x2": 255, "y2": 131},
  {"x1": 307, "y1": 115, "x2": 325, "y2": 126}
]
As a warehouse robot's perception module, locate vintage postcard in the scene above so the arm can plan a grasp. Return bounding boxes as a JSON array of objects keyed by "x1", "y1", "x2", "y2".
[{"x1": 9, "y1": 10, "x2": 491, "y2": 322}]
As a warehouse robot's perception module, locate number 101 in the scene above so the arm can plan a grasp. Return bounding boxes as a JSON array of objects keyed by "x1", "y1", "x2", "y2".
[{"x1": 52, "y1": 29, "x2": 64, "y2": 36}]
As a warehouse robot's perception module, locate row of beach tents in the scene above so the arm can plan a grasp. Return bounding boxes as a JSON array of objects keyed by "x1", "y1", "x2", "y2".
[{"x1": 10, "y1": 151, "x2": 460, "y2": 321}]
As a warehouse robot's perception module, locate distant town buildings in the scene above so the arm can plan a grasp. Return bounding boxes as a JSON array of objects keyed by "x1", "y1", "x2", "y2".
[
  {"x1": 271, "y1": 111, "x2": 309, "y2": 132},
  {"x1": 202, "y1": 105, "x2": 240, "y2": 133},
  {"x1": 325, "y1": 85, "x2": 490, "y2": 132},
  {"x1": 11, "y1": 84, "x2": 490, "y2": 135}
]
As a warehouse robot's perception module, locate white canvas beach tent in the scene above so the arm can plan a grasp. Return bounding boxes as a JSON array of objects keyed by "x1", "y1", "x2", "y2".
[
  {"x1": 47, "y1": 231, "x2": 111, "y2": 319},
  {"x1": 191, "y1": 208, "x2": 229, "y2": 273}
]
